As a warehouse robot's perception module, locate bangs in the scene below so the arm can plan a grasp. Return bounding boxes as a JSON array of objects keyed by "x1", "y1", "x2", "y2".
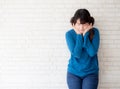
[
  {"x1": 79, "y1": 15, "x2": 90, "y2": 24},
  {"x1": 80, "y1": 19, "x2": 86, "y2": 24}
]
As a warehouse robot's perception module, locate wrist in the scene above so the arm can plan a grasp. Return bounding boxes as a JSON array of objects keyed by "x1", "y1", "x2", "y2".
[
  {"x1": 83, "y1": 31, "x2": 90, "y2": 37},
  {"x1": 77, "y1": 32, "x2": 83, "y2": 35},
  {"x1": 83, "y1": 31, "x2": 86, "y2": 36}
]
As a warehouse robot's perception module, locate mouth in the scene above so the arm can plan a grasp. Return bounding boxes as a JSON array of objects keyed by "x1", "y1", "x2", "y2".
[{"x1": 79, "y1": 30, "x2": 84, "y2": 32}]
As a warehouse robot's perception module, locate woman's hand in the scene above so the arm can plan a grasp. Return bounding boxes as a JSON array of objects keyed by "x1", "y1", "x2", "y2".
[
  {"x1": 83, "y1": 23, "x2": 93, "y2": 36},
  {"x1": 72, "y1": 25, "x2": 83, "y2": 35}
]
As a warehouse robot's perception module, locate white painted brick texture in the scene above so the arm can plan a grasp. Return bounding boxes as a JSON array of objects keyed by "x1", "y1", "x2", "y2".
[{"x1": 0, "y1": 0, "x2": 120, "y2": 89}]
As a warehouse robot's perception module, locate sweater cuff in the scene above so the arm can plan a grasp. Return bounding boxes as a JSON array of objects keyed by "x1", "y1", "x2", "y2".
[
  {"x1": 83, "y1": 32, "x2": 90, "y2": 48},
  {"x1": 84, "y1": 31, "x2": 90, "y2": 38}
]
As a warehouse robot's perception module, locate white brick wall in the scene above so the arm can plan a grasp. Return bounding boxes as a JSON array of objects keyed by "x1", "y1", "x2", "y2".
[{"x1": 0, "y1": 0, "x2": 120, "y2": 89}]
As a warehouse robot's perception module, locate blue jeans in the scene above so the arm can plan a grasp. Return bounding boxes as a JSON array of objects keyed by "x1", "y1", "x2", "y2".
[{"x1": 67, "y1": 72, "x2": 99, "y2": 89}]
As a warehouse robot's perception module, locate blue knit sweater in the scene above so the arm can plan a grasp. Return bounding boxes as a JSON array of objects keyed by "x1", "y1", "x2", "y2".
[{"x1": 65, "y1": 27, "x2": 100, "y2": 77}]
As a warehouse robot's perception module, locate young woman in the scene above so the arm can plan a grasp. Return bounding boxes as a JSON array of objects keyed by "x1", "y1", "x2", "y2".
[{"x1": 65, "y1": 9, "x2": 100, "y2": 89}]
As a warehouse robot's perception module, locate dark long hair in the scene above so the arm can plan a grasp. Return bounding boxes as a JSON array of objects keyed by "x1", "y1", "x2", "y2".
[
  {"x1": 70, "y1": 9, "x2": 95, "y2": 41},
  {"x1": 89, "y1": 16, "x2": 95, "y2": 41}
]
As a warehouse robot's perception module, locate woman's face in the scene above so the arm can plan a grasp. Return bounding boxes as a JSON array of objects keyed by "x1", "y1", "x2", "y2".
[{"x1": 74, "y1": 19, "x2": 89, "y2": 33}]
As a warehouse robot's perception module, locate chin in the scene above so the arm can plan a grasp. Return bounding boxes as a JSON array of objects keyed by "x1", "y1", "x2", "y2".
[{"x1": 79, "y1": 31, "x2": 84, "y2": 33}]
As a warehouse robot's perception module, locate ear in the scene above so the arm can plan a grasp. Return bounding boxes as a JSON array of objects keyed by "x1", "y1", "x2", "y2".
[{"x1": 89, "y1": 23, "x2": 92, "y2": 26}]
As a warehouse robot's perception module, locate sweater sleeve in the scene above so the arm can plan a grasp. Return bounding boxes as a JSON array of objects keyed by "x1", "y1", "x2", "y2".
[
  {"x1": 83, "y1": 28, "x2": 100, "y2": 57},
  {"x1": 65, "y1": 32, "x2": 83, "y2": 58}
]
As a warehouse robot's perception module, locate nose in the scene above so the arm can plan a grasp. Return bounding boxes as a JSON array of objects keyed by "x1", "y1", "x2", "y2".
[{"x1": 79, "y1": 24, "x2": 84, "y2": 30}]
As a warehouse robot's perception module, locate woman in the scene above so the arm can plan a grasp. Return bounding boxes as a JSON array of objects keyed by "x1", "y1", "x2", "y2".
[{"x1": 65, "y1": 9, "x2": 100, "y2": 89}]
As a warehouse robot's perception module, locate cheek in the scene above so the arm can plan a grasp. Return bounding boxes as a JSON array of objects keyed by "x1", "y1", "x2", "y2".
[
  {"x1": 74, "y1": 25, "x2": 79, "y2": 30},
  {"x1": 83, "y1": 25, "x2": 88, "y2": 29}
]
